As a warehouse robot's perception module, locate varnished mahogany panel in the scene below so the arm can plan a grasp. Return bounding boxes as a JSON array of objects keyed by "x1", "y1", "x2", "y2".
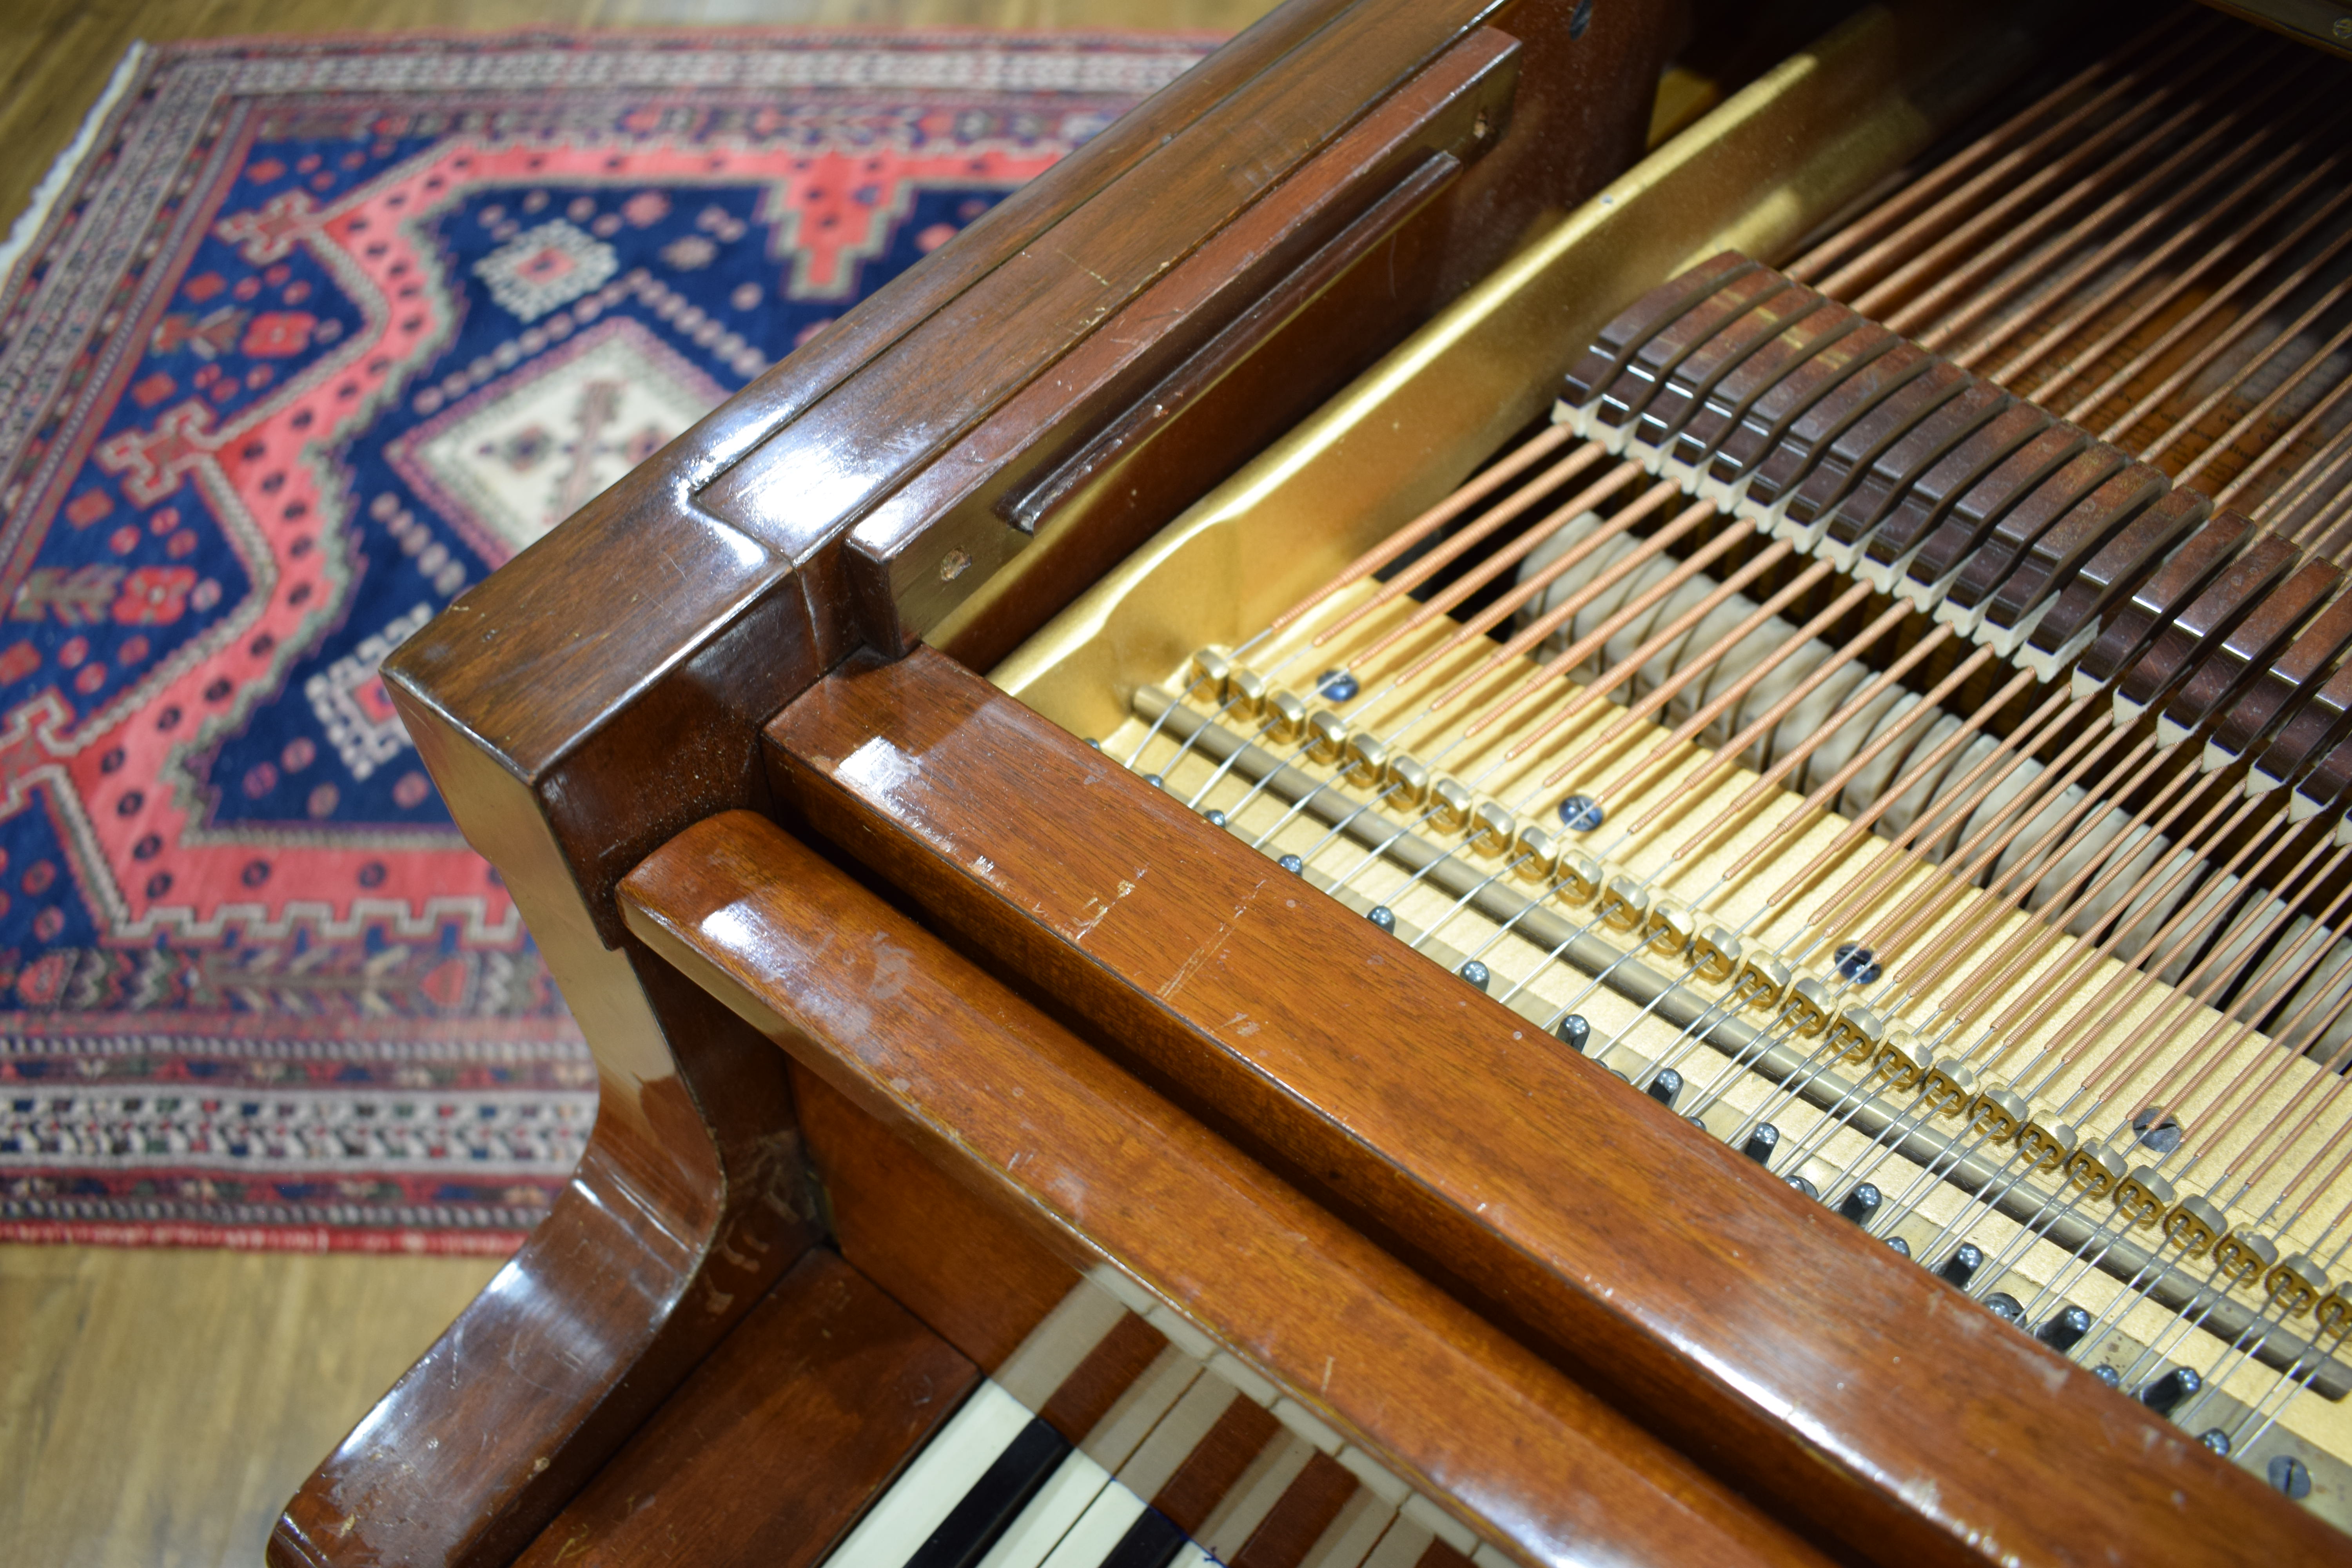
[
  {"x1": 514, "y1": 1249, "x2": 976, "y2": 1568},
  {"x1": 760, "y1": 645, "x2": 2348, "y2": 1568},
  {"x1": 619, "y1": 810, "x2": 1829, "y2": 1568},
  {"x1": 793, "y1": 1060, "x2": 1084, "y2": 1374}
]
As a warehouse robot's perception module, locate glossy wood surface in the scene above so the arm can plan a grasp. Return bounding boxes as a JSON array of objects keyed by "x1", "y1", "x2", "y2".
[
  {"x1": 513, "y1": 1248, "x2": 976, "y2": 1568},
  {"x1": 619, "y1": 808, "x2": 1832, "y2": 1568},
  {"x1": 330, "y1": 6, "x2": 1671, "y2": 1558},
  {"x1": 761, "y1": 644, "x2": 2351, "y2": 1568}
]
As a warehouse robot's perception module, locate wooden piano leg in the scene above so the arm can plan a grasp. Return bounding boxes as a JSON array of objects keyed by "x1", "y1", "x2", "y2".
[{"x1": 271, "y1": 473, "x2": 829, "y2": 1567}]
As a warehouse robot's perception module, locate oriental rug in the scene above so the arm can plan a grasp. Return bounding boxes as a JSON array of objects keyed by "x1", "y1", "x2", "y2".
[{"x1": 0, "y1": 29, "x2": 1209, "y2": 1253}]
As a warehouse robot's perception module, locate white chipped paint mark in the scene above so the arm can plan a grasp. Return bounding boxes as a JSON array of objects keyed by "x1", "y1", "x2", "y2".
[
  {"x1": 973, "y1": 855, "x2": 998, "y2": 882},
  {"x1": 889, "y1": 1076, "x2": 912, "y2": 1094},
  {"x1": 1221, "y1": 1012, "x2": 1262, "y2": 1038},
  {"x1": 839, "y1": 735, "x2": 920, "y2": 803},
  {"x1": 868, "y1": 932, "x2": 912, "y2": 1001},
  {"x1": 1321, "y1": 1357, "x2": 1333, "y2": 1392},
  {"x1": 1160, "y1": 878, "x2": 1265, "y2": 1000},
  {"x1": 1119, "y1": 880, "x2": 1136, "y2": 897}
]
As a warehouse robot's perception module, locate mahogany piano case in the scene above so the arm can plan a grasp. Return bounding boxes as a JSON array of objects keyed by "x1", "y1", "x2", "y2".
[{"x1": 272, "y1": 1, "x2": 2352, "y2": 1564}]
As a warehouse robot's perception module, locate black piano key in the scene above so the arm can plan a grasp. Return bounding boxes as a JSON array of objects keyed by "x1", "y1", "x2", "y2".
[
  {"x1": 1096, "y1": 1507, "x2": 1192, "y2": 1568},
  {"x1": 907, "y1": 1418, "x2": 1076, "y2": 1568}
]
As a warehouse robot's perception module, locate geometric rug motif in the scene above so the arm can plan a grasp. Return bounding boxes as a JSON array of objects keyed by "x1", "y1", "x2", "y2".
[{"x1": 0, "y1": 31, "x2": 1209, "y2": 1252}]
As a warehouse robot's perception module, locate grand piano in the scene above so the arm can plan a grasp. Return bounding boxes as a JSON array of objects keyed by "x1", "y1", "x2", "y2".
[{"x1": 271, "y1": 2, "x2": 2352, "y2": 1563}]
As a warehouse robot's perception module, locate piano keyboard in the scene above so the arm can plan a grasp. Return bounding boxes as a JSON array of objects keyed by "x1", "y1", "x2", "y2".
[
  {"x1": 1037, "y1": 8, "x2": 2352, "y2": 1535},
  {"x1": 830, "y1": 1274, "x2": 1487, "y2": 1568}
]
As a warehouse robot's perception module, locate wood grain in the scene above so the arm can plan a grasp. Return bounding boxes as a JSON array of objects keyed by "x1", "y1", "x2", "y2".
[
  {"x1": 619, "y1": 808, "x2": 1832, "y2": 1568},
  {"x1": 0, "y1": 1245, "x2": 496, "y2": 1568},
  {"x1": 760, "y1": 643, "x2": 2352, "y2": 1568},
  {"x1": 513, "y1": 1248, "x2": 977, "y2": 1568}
]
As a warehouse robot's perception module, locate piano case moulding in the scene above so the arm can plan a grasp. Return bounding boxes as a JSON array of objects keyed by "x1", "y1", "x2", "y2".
[{"x1": 271, "y1": 2, "x2": 2346, "y2": 1567}]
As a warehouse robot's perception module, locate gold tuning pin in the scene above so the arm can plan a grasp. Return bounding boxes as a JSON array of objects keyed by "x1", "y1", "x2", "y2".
[
  {"x1": 1469, "y1": 801, "x2": 1516, "y2": 857},
  {"x1": 2013, "y1": 1117, "x2": 2077, "y2": 1174},
  {"x1": 1227, "y1": 665, "x2": 1269, "y2": 719},
  {"x1": 2064, "y1": 1143, "x2": 2125, "y2": 1200},
  {"x1": 1265, "y1": 689, "x2": 1307, "y2": 744},
  {"x1": 1598, "y1": 875, "x2": 1650, "y2": 934},
  {"x1": 1873, "y1": 1030, "x2": 1926, "y2": 1093},
  {"x1": 2266, "y1": 1253, "x2": 2333, "y2": 1317},
  {"x1": 1430, "y1": 777, "x2": 1473, "y2": 834},
  {"x1": 2111, "y1": 1167, "x2": 2178, "y2": 1231},
  {"x1": 1381, "y1": 751, "x2": 1430, "y2": 807},
  {"x1": 1643, "y1": 899, "x2": 1695, "y2": 958},
  {"x1": 1692, "y1": 925, "x2": 1742, "y2": 985},
  {"x1": 1786, "y1": 978, "x2": 1834, "y2": 1037},
  {"x1": 2161, "y1": 1194, "x2": 2229, "y2": 1259},
  {"x1": 1731, "y1": 952, "x2": 1790, "y2": 1011},
  {"x1": 1824, "y1": 1006, "x2": 1885, "y2": 1066},
  {"x1": 2212, "y1": 1229, "x2": 2279, "y2": 1292},
  {"x1": 1305, "y1": 710, "x2": 1349, "y2": 764},
  {"x1": 1920, "y1": 1059, "x2": 1978, "y2": 1120},
  {"x1": 1966, "y1": 1088, "x2": 2029, "y2": 1144},
  {"x1": 1512, "y1": 825, "x2": 1560, "y2": 884},
  {"x1": 1555, "y1": 852, "x2": 1603, "y2": 907}
]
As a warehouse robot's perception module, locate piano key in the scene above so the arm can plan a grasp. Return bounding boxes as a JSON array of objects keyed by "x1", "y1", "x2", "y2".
[
  {"x1": 1226, "y1": 1449, "x2": 1361, "y2": 1568},
  {"x1": 1195, "y1": 1431, "x2": 1317, "y2": 1561},
  {"x1": 1354, "y1": 1518, "x2": 1436, "y2": 1568},
  {"x1": 1039, "y1": 1484, "x2": 1157, "y2": 1568},
  {"x1": 1148, "y1": 1387, "x2": 1283, "y2": 1534},
  {"x1": 1290, "y1": 1486, "x2": 1397, "y2": 1568},
  {"x1": 997, "y1": 1280, "x2": 1132, "y2": 1412},
  {"x1": 1082, "y1": 1343, "x2": 1207, "y2": 1470},
  {"x1": 1116, "y1": 1370, "x2": 1245, "y2": 1503},
  {"x1": 830, "y1": 1382, "x2": 1042, "y2": 1568},
  {"x1": 977, "y1": 1451, "x2": 1119, "y2": 1568},
  {"x1": 907, "y1": 1418, "x2": 1077, "y2": 1568},
  {"x1": 1043, "y1": 1310, "x2": 1172, "y2": 1442}
]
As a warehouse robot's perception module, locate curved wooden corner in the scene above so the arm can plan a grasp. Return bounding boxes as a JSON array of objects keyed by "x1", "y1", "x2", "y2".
[{"x1": 269, "y1": 940, "x2": 818, "y2": 1568}]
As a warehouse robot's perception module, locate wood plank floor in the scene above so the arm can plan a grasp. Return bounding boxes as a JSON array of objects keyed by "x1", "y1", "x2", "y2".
[{"x1": 0, "y1": 3, "x2": 1271, "y2": 1563}]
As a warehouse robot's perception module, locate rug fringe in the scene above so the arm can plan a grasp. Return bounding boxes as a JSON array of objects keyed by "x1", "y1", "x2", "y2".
[{"x1": 0, "y1": 40, "x2": 151, "y2": 299}]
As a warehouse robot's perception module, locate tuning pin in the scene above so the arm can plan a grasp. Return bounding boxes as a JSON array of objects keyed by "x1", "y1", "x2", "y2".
[
  {"x1": 1457, "y1": 959, "x2": 1491, "y2": 993},
  {"x1": 1938, "y1": 1243, "x2": 1983, "y2": 1289},
  {"x1": 1367, "y1": 906, "x2": 1396, "y2": 933},
  {"x1": 2036, "y1": 1305, "x2": 2091, "y2": 1354},
  {"x1": 2140, "y1": 1367, "x2": 2200, "y2": 1417},
  {"x1": 1646, "y1": 1068, "x2": 1682, "y2": 1107},
  {"x1": 1741, "y1": 1123, "x2": 1780, "y2": 1165},
  {"x1": 1984, "y1": 1293, "x2": 2025, "y2": 1325},
  {"x1": 1556, "y1": 1014, "x2": 1590, "y2": 1053},
  {"x1": 1838, "y1": 1183, "x2": 1881, "y2": 1225}
]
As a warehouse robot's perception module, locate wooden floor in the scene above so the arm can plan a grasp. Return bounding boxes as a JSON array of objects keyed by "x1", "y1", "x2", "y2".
[{"x1": 0, "y1": 2, "x2": 1272, "y2": 1563}]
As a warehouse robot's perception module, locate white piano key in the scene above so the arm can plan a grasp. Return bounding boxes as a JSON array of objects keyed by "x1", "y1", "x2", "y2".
[
  {"x1": 1269, "y1": 1397, "x2": 1343, "y2": 1455},
  {"x1": 998, "y1": 1282, "x2": 1131, "y2": 1411},
  {"x1": 1296, "y1": 1488, "x2": 1397, "y2": 1568},
  {"x1": 1037, "y1": 1479, "x2": 1150, "y2": 1568},
  {"x1": 1114, "y1": 1372, "x2": 1241, "y2": 1501},
  {"x1": 1206, "y1": 1349, "x2": 1278, "y2": 1407},
  {"x1": 1082, "y1": 1343, "x2": 1205, "y2": 1470},
  {"x1": 1355, "y1": 1516, "x2": 1434, "y2": 1568},
  {"x1": 1399, "y1": 1495, "x2": 1477, "y2": 1556},
  {"x1": 829, "y1": 1382, "x2": 1035, "y2": 1568},
  {"x1": 1333, "y1": 1447, "x2": 1409, "y2": 1508},
  {"x1": 1194, "y1": 1432, "x2": 1313, "y2": 1562},
  {"x1": 976, "y1": 1449, "x2": 1116, "y2": 1568}
]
